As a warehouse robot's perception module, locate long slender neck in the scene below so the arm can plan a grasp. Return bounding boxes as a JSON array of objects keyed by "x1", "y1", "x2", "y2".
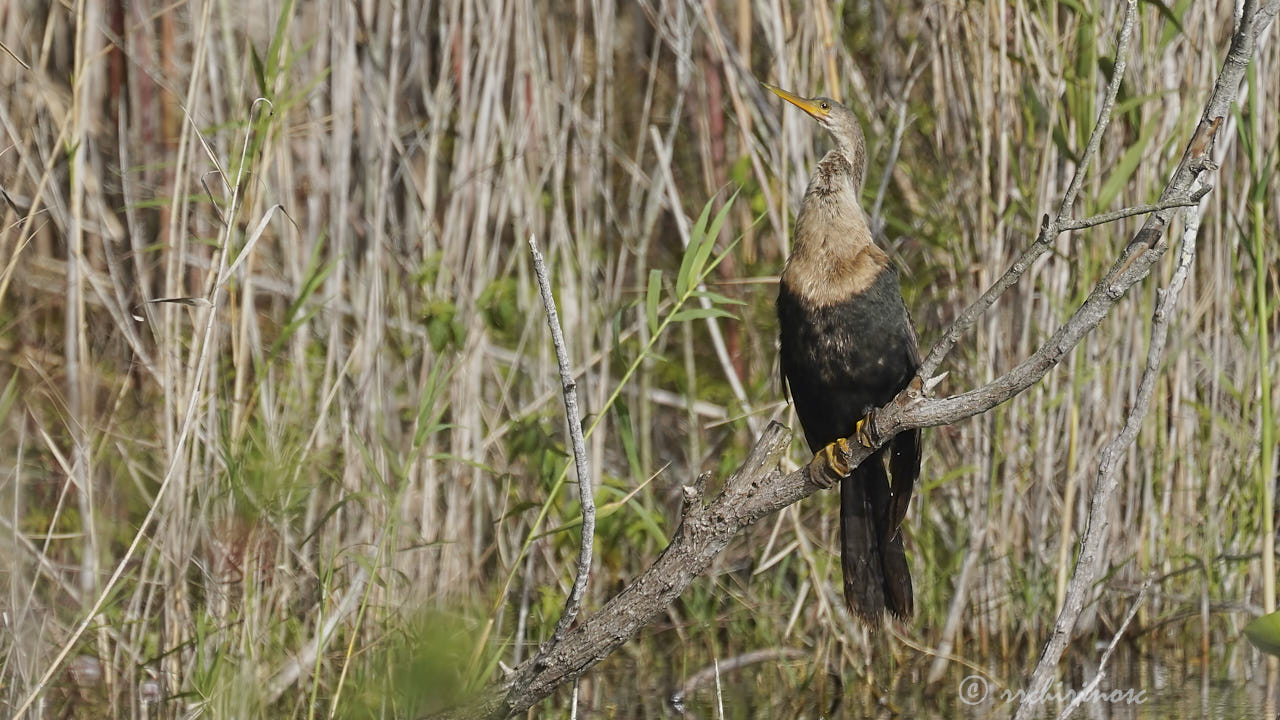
[
  {"x1": 793, "y1": 150, "x2": 871, "y2": 254},
  {"x1": 831, "y1": 130, "x2": 866, "y2": 192},
  {"x1": 782, "y1": 150, "x2": 886, "y2": 306}
]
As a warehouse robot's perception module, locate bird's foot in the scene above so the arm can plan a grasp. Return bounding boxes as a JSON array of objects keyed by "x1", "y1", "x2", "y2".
[
  {"x1": 853, "y1": 411, "x2": 878, "y2": 449},
  {"x1": 809, "y1": 438, "x2": 853, "y2": 488}
]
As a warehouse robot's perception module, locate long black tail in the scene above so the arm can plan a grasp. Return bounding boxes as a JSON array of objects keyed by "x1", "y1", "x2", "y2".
[
  {"x1": 840, "y1": 463, "x2": 885, "y2": 624},
  {"x1": 883, "y1": 427, "x2": 920, "y2": 617},
  {"x1": 840, "y1": 444, "x2": 915, "y2": 624}
]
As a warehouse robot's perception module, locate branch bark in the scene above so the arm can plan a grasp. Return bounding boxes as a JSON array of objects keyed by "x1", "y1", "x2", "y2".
[
  {"x1": 1015, "y1": 169, "x2": 1204, "y2": 720},
  {"x1": 525, "y1": 235, "x2": 597, "y2": 668},
  {"x1": 1011, "y1": 0, "x2": 1278, "y2": 714},
  {"x1": 433, "y1": 2, "x2": 1279, "y2": 717},
  {"x1": 917, "y1": 0, "x2": 1138, "y2": 380}
]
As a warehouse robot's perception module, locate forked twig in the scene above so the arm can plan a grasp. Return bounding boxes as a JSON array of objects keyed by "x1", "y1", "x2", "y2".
[
  {"x1": 1015, "y1": 172, "x2": 1205, "y2": 720},
  {"x1": 1054, "y1": 579, "x2": 1153, "y2": 720},
  {"x1": 918, "y1": 0, "x2": 1139, "y2": 379}
]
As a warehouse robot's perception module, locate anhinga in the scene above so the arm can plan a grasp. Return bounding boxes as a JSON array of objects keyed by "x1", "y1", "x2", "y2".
[{"x1": 765, "y1": 83, "x2": 921, "y2": 624}]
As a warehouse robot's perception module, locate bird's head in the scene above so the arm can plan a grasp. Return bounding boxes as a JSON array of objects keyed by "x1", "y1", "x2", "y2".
[{"x1": 763, "y1": 83, "x2": 865, "y2": 175}]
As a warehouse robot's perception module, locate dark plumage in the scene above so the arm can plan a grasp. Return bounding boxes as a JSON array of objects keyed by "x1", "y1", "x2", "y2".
[{"x1": 766, "y1": 83, "x2": 921, "y2": 624}]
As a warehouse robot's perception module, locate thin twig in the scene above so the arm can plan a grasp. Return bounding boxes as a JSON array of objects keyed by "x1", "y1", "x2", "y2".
[
  {"x1": 869, "y1": 43, "x2": 925, "y2": 234},
  {"x1": 1010, "y1": 0, "x2": 1280, "y2": 709},
  {"x1": 1055, "y1": 579, "x2": 1152, "y2": 720},
  {"x1": 869, "y1": 97, "x2": 910, "y2": 236},
  {"x1": 1059, "y1": 194, "x2": 1206, "y2": 232},
  {"x1": 526, "y1": 235, "x2": 596, "y2": 662},
  {"x1": 1055, "y1": 1, "x2": 1137, "y2": 219},
  {"x1": 918, "y1": 0, "x2": 1138, "y2": 379},
  {"x1": 670, "y1": 648, "x2": 808, "y2": 711},
  {"x1": 1015, "y1": 175, "x2": 1204, "y2": 720}
]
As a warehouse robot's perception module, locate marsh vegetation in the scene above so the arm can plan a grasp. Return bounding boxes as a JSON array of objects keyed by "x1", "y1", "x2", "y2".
[{"x1": 0, "y1": 0, "x2": 1277, "y2": 717}]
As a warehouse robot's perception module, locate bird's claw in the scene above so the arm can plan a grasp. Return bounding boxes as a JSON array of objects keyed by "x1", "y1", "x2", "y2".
[
  {"x1": 809, "y1": 437, "x2": 853, "y2": 488},
  {"x1": 853, "y1": 414, "x2": 877, "y2": 449},
  {"x1": 825, "y1": 437, "x2": 854, "y2": 475}
]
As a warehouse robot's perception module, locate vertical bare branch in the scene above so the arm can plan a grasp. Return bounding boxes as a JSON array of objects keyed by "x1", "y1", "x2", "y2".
[
  {"x1": 1014, "y1": 177, "x2": 1204, "y2": 720},
  {"x1": 526, "y1": 235, "x2": 596, "y2": 661}
]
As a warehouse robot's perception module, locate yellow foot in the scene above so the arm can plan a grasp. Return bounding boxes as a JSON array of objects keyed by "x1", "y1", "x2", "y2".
[
  {"x1": 809, "y1": 438, "x2": 853, "y2": 488},
  {"x1": 853, "y1": 413, "x2": 878, "y2": 449},
  {"x1": 825, "y1": 437, "x2": 853, "y2": 476}
]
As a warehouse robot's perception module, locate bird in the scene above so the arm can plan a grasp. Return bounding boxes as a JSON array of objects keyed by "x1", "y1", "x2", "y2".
[{"x1": 764, "y1": 82, "x2": 921, "y2": 625}]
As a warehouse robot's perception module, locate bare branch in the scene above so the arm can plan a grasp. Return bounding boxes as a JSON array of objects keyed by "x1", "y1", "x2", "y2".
[
  {"x1": 1014, "y1": 174, "x2": 1205, "y2": 720},
  {"x1": 1058, "y1": 193, "x2": 1206, "y2": 232},
  {"x1": 670, "y1": 648, "x2": 809, "y2": 712},
  {"x1": 431, "y1": 424, "x2": 795, "y2": 720},
  {"x1": 1013, "y1": 0, "x2": 1280, "y2": 710},
  {"x1": 918, "y1": 0, "x2": 1138, "y2": 379},
  {"x1": 525, "y1": 235, "x2": 597, "y2": 664},
  {"x1": 884, "y1": 0, "x2": 1275, "y2": 440},
  {"x1": 1054, "y1": 579, "x2": 1152, "y2": 720},
  {"x1": 1055, "y1": 1, "x2": 1138, "y2": 219}
]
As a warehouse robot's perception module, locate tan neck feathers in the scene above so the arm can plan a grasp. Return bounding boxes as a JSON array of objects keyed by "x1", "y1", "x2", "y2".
[{"x1": 781, "y1": 150, "x2": 888, "y2": 306}]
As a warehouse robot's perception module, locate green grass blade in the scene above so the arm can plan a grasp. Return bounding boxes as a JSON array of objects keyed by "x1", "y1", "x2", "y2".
[
  {"x1": 676, "y1": 199, "x2": 715, "y2": 297},
  {"x1": 645, "y1": 269, "x2": 662, "y2": 334},
  {"x1": 670, "y1": 307, "x2": 737, "y2": 323},
  {"x1": 689, "y1": 190, "x2": 739, "y2": 289},
  {"x1": 1245, "y1": 611, "x2": 1280, "y2": 657},
  {"x1": 1096, "y1": 123, "x2": 1155, "y2": 210}
]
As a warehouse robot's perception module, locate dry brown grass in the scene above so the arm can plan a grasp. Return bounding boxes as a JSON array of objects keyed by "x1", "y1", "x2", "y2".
[{"x1": 0, "y1": 0, "x2": 1276, "y2": 717}]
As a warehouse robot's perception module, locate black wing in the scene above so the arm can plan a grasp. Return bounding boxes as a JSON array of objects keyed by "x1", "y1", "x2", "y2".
[{"x1": 887, "y1": 308, "x2": 922, "y2": 533}]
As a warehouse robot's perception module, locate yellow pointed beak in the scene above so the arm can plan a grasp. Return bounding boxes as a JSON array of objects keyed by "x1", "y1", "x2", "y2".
[{"x1": 762, "y1": 83, "x2": 830, "y2": 121}]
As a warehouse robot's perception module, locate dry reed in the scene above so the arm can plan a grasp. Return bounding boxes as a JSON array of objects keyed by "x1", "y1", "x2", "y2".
[{"x1": 0, "y1": 0, "x2": 1276, "y2": 716}]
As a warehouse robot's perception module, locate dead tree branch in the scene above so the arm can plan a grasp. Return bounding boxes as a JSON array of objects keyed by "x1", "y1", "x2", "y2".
[
  {"x1": 525, "y1": 235, "x2": 597, "y2": 666},
  {"x1": 434, "y1": 424, "x2": 795, "y2": 720},
  {"x1": 1058, "y1": 195, "x2": 1205, "y2": 232},
  {"x1": 670, "y1": 648, "x2": 809, "y2": 712},
  {"x1": 1011, "y1": 0, "x2": 1277, "y2": 713},
  {"x1": 1015, "y1": 169, "x2": 1204, "y2": 720},
  {"x1": 918, "y1": 0, "x2": 1138, "y2": 380}
]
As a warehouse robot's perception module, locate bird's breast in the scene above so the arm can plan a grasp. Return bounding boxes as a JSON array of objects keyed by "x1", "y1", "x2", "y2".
[{"x1": 777, "y1": 269, "x2": 918, "y2": 449}]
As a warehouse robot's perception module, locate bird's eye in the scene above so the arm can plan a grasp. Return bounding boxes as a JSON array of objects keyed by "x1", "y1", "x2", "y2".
[{"x1": 820, "y1": 101, "x2": 829, "y2": 110}]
